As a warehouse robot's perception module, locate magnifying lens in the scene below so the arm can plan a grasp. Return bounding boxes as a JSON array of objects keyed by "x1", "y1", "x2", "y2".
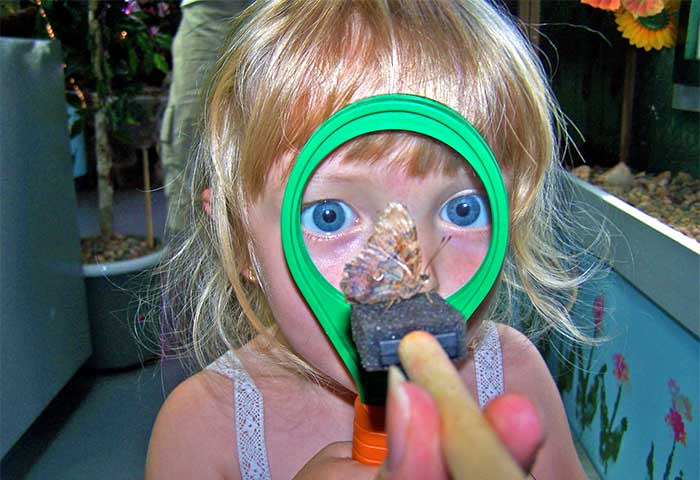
[{"x1": 281, "y1": 94, "x2": 508, "y2": 462}]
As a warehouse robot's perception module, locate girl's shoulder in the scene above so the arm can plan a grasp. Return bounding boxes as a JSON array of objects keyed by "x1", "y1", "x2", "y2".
[
  {"x1": 495, "y1": 323, "x2": 546, "y2": 376},
  {"x1": 495, "y1": 323, "x2": 587, "y2": 479},
  {"x1": 146, "y1": 367, "x2": 241, "y2": 479},
  {"x1": 495, "y1": 323, "x2": 563, "y2": 413}
]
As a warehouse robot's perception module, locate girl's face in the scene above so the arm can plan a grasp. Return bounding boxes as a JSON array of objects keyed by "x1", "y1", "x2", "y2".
[{"x1": 247, "y1": 143, "x2": 492, "y2": 391}]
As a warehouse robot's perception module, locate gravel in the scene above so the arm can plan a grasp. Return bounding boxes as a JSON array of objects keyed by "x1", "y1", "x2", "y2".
[
  {"x1": 81, "y1": 232, "x2": 161, "y2": 264},
  {"x1": 572, "y1": 165, "x2": 700, "y2": 242}
]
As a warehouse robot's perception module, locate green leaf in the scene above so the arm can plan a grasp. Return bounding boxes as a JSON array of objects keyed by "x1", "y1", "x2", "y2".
[
  {"x1": 103, "y1": 60, "x2": 114, "y2": 85},
  {"x1": 558, "y1": 342, "x2": 576, "y2": 393},
  {"x1": 135, "y1": 34, "x2": 152, "y2": 56},
  {"x1": 126, "y1": 113, "x2": 140, "y2": 125},
  {"x1": 127, "y1": 48, "x2": 139, "y2": 77},
  {"x1": 154, "y1": 33, "x2": 173, "y2": 51},
  {"x1": 132, "y1": 10, "x2": 146, "y2": 22},
  {"x1": 646, "y1": 442, "x2": 655, "y2": 480},
  {"x1": 153, "y1": 53, "x2": 168, "y2": 74},
  {"x1": 663, "y1": 441, "x2": 676, "y2": 480}
]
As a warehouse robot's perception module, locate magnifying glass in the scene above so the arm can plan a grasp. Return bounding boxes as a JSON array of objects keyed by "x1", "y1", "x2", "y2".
[{"x1": 281, "y1": 94, "x2": 508, "y2": 463}]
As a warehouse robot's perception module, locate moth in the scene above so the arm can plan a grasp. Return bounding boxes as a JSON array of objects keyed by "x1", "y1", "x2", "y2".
[{"x1": 340, "y1": 202, "x2": 434, "y2": 304}]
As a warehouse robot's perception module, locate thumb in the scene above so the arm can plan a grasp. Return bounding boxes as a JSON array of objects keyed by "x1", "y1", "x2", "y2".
[{"x1": 483, "y1": 393, "x2": 544, "y2": 472}]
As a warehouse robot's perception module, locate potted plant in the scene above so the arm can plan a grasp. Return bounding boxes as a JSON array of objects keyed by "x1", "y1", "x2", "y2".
[
  {"x1": 37, "y1": 0, "x2": 181, "y2": 369},
  {"x1": 82, "y1": 0, "x2": 181, "y2": 369}
]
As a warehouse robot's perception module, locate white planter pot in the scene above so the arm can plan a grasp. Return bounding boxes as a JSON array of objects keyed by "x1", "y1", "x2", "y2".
[{"x1": 82, "y1": 248, "x2": 163, "y2": 370}]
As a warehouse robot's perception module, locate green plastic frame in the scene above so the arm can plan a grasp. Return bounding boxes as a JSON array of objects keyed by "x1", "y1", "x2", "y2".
[{"x1": 281, "y1": 94, "x2": 508, "y2": 402}]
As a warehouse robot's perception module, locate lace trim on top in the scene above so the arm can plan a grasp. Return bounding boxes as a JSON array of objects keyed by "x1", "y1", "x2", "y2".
[
  {"x1": 474, "y1": 321, "x2": 505, "y2": 409},
  {"x1": 205, "y1": 322, "x2": 503, "y2": 478},
  {"x1": 206, "y1": 351, "x2": 271, "y2": 480}
]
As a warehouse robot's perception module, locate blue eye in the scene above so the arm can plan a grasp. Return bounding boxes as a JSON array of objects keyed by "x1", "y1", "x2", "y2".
[
  {"x1": 301, "y1": 200, "x2": 356, "y2": 234},
  {"x1": 440, "y1": 193, "x2": 490, "y2": 227}
]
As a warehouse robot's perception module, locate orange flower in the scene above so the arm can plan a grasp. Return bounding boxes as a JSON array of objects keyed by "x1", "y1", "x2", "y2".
[
  {"x1": 621, "y1": 0, "x2": 665, "y2": 17},
  {"x1": 581, "y1": 0, "x2": 622, "y2": 11},
  {"x1": 615, "y1": 0, "x2": 678, "y2": 51}
]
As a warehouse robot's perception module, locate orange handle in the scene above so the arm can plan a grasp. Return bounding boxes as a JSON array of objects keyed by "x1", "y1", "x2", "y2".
[{"x1": 351, "y1": 397, "x2": 388, "y2": 465}]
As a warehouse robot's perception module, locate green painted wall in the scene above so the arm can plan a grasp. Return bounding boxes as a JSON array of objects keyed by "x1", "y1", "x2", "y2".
[
  {"x1": 536, "y1": 1, "x2": 699, "y2": 177},
  {"x1": 634, "y1": 47, "x2": 699, "y2": 175}
]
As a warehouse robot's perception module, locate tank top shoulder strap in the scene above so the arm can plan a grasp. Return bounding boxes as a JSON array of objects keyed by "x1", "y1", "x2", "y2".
[
  {"x1": 202, "y1": 325, "x2": 503, "y2": 476},
  {"x1": 473, "y1": 321, "x2": 505, "y2": 409},
  {"x1": 206, "y1": 351, "x2": 271, "y2": 480}
]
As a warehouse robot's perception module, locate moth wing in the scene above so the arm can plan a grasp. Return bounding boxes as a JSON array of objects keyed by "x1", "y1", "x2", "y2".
[
  {"x1": 340, "y1": 246, "x2": 410, "y2": 304},
  {"x1": 367, "y1": 202, "x2": 423, "y2": 278}
]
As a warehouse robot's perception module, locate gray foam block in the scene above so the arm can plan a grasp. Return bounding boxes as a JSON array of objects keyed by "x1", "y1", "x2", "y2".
[{"x1": 351, "y1": 293, "x2": 467, "y2": 372}]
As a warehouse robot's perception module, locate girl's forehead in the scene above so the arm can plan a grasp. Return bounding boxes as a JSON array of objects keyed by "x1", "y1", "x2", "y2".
[
  {"x1": 257, "y1": 132, "x2": 484, "y2": 203},
  {"x1": 282, "y1": 132, "x2": 477, "y2": 181},
  {"x1": 311, "y1": 148, "x2": 476, "y2": 180}
]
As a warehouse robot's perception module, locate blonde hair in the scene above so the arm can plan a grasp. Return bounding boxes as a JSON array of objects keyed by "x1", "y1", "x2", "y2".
[{"x1": 160, "y1": 0, "x2": 604, "y2": 373}]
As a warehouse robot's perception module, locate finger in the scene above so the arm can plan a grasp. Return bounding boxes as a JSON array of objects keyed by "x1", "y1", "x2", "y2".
[
  {"x1": 483, "y1": 394, "x2": 543, "y2": 472},
  {"x1": 294, "y1": 442, "x2": 377, "y2": 480},
  {"x1": 398, "y1": 331, "x2": 525, "y2": 479},
  {"x1": 378, "y1": 367, "x2": 448, "y2": 479}
]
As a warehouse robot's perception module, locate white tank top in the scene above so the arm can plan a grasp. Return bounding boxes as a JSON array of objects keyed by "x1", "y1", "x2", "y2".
[{"x1": 206, "y1": 321, "x2": 505, "y2": 480}]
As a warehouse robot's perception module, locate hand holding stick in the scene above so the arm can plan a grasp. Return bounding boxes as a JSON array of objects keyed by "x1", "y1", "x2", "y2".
[{"x1": 397, "y1": 330, "x2": 530, "y2": 479}]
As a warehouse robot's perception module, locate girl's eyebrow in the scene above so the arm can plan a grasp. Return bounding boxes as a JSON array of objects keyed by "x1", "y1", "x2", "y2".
[
  {"x1": 303, "y1": 167, "x2": 383, "y2": 193},
  {"x1": 304, "y1": 167, "x2": 486, "y2": 194},
  {"x1": 307, "y1": 171, "x2": 369, "y2": 185}
]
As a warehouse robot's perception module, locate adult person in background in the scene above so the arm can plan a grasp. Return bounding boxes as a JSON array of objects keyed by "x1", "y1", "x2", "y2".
[
  {"x1": 160, "y1": 0, "x2": 250, "y2": 235},
  {"x1": 158, "y1": 0, "x2": 250, "y2": 397}
]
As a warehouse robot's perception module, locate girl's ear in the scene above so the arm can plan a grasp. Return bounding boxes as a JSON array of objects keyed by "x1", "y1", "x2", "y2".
[
  {"x1": 240, "y1": 241, "x2": 261, "y2": 285},
  {"x1": 201, "y1": 188, "x2": 212, "y2": 216},
  {"x1": 242, "y1": 265, "x2": 257, "y2": 283}
]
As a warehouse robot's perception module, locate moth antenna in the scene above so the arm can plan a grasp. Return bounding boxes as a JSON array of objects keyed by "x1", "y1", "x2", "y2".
[{"x1": 422, "y1": 235, "x2": 452, "y2": 275}]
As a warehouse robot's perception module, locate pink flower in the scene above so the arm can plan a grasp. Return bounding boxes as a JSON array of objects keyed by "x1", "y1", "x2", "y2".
[
  {"x1": 668, "y1": 379, "x2": 693, "y2": 422},
  {"x1": 122, "y1": 0, "x2": 140, "y2": 16},
  {"x1": 593, "y1": 294, "x2": 604, "y2": 336},
  {"x1": 612, "y1": 353, "x2": 629, "y2": 383},
  {"x1": 673, "y1": 395, "x2": 693, "y2": 422},
  {"x1": 668, "y1": 378, "x2": 680, "y2": 396},
  {"x1": 665, "y1": 407, "x2": 687, "y2": 445}
]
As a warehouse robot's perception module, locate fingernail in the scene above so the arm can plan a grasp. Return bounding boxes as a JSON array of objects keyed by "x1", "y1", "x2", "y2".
[{"x1": 386, "y1": 366, "x2": 409, "y2": 472}]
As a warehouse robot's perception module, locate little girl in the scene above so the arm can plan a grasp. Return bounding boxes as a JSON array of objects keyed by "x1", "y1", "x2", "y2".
[{"x1": 147, "y1": 1, "x2": 593, "y2": 478}]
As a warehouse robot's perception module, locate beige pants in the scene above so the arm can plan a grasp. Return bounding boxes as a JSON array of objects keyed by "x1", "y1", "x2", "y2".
[{"x1": 160, "y1": 0, "x2": 249, "y2": 233}]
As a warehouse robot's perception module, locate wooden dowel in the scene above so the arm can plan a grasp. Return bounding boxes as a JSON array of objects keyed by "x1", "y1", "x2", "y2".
[
  {"x1": 142, "y1": 148, "x2": 154, "y2": 249},
  {"x1": 619, "y1": 47, "x2": 637, "y2": 166},
  {"x1": 398, "y1": 331, "x2": 525, "y2": 479},
  {"x1": 518, "y1": 0, "x2": 541, "y2": 47}
]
